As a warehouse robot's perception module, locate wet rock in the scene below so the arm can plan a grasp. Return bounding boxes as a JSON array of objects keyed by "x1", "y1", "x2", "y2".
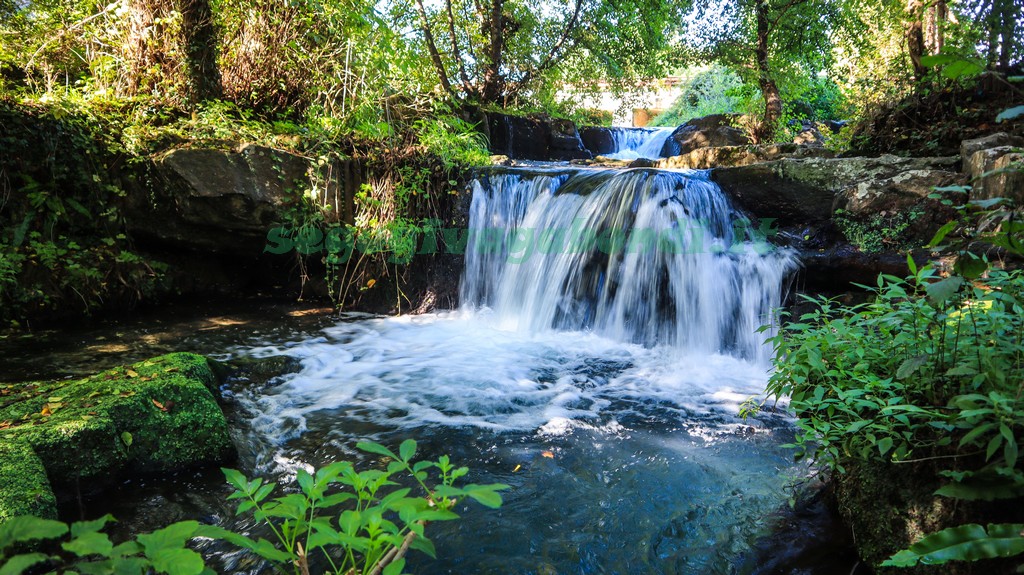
[
  {"x1": 736, "y1": 480, "x2": 862, "y2": 575},
  {"x1": 484, "y1": 112, "x2": 592, "y2": 161},
  {"x1": 793, "y1": 127, "x2": 826, "y2": 147},
  {"x1": 550, "y1": 118, "x2": 592, "y2": 160},
  {"x1": 579, "y1": 126, "x2": 617, "y2": 155},
  {"x1": 660, "y1": 114, "x2": 751, "y2": 157},
  {"x1": 825, "y1": 120, "x2": 848, "y2": 134}
]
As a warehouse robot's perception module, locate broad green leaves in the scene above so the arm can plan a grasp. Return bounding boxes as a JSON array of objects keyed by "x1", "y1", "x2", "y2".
[
  {"x1": 919, "y1": 54, "x2": 986, "y2": 80},
  {"x1": 883, "y1": 524, "x2": 1024, "y2": 567},
  {"x1": 1, "y1": 443, "x2": 506, "y2": 575},
  {"x1": 215, "y1": 440, "x2": 507, "y2": 575},
  {"x1": 0, "y1": 515, "x2": 207, "y2": 575}
]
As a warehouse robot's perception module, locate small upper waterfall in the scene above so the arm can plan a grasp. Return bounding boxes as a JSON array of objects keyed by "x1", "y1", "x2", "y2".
[
  {"x1": 604, "y1": 127, "x2": 675, "y2": 159},
  {"x1": 461, "y1": 167, "x2": 797, "y2": 363}
]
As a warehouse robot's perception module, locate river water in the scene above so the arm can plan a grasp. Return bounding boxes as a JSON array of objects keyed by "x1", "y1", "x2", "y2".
[{"x1": 1, "y1": 164, "x2": 859, "y2": 574}]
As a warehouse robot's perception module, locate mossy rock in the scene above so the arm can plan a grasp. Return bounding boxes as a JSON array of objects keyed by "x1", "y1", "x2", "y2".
[
  {"x1": 833, "y1": 458, "x2": 1020, "y2": 575},
  {"x1": 0, "y1": 439, "x2": 56, "y2": 521},
  {"x1": 0, "y1": 352, "x2": 236, "y2": 518}
]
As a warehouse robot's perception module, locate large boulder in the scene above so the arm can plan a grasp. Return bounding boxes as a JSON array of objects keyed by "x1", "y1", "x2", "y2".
[
  {"x1": 0, "y1": 353, "x2": 235, "y2": 518},
  {"x1": 833, "y1": 169, "x2": 966, "y2": 251},
  {"x1": 965, "y1": 145, "x2": 1024, "y2": 202},
  {"x1": 485, "y1": 113, "x2": 592, "y2": 161},
  {"x1": 660, "y1": 114, "x2": 751, "y2": 157},
  {"x1": 960, "y1": 132, "x2": 1024, "y2": 160},
  {"x1": 657, "y1": 143, "x2": 833, "y2": 170},
  {"x1": 125, "y1": 144, "x2": 308, "y2": 258},
  {"x1": 980, "y1": 152, "x2": 1024, "y2": 203},
  {"x1": 711, "y1": 154, "x2": 959, "y2": 228},
  {"x1": 579, "y1": 126, "x2": 617, "y2": 156}
]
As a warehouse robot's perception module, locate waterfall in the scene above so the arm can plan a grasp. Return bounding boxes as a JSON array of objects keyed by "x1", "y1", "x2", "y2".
[
  {"x1": 604, "y1": 127, "x2": 675, "y2": 160},
  {"x1": 461, "y1": 167, "x2": 797, "y2": 362}
]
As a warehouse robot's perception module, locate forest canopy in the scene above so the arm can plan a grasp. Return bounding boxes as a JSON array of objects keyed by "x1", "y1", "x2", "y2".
[{"x1": 0, "y1": 0, "x2": 1020, "y2": 133}]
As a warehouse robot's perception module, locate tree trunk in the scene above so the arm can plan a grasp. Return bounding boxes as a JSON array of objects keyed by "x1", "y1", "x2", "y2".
[
  {"x1": 754, "y1": 0, "x2": 781, "y2": 142},
  {"x1": 179, "y1": 0, "x2": 220, "y2": 102},
  {"x1": 479, "y1": 0, "x2": 505, "y2": 103},
  {"x1": 924, "y1": 0, "x2": 945, "y2": 55},
  {"x1": 905, "y1": 0, "x2": 926, "y2": 81},
  {"x1": 997, "y1": 0, "x2": 1016, "y2": 70},
  {"x1": 413, "y1": 0, "x2": 454, "y2": 95}
]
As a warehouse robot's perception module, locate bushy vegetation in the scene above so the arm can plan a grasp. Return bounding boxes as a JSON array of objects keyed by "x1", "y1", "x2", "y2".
[
  {"x1": 764, "y1": 183, "x2": 1024, "y2": 569},
  {"x1": 0, "y1": 440, "x2": 506, "y2": 575}
]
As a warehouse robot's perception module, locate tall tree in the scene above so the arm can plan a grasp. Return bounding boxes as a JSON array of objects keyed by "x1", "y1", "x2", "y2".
[
  {"x1": 683, "y1": 0, "x2": 840, "y2": 140},
  {"x1": 396, "y1": 0, "x2": 680, "y2": 105}
]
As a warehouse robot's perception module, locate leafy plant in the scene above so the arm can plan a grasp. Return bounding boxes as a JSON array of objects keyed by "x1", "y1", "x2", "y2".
[
  {"x1": 206, "y1": 439, "x2": 508, "y2": 575},
  {"x1": 0, "y1": 442, "x2": 507, "y2": 575},
  {"x1": 0, "y1": 514, "x2": 215, "y2": 575}
]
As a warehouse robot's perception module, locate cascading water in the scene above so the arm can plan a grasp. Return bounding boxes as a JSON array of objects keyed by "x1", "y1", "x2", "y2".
[
  {"x1": 604, "y1": 127, "x2": 675, "y2": 159},
  {"x1": 75, "y1": 163, "x2": 828, "y2": 574},
  {"x1": 462, "y1": 167, "x2": 796, "y2": 363}
]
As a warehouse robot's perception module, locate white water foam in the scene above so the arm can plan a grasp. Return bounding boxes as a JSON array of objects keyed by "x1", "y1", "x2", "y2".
[{"x1": 240, "y1": 311, "x2": 775, "y2": 444}]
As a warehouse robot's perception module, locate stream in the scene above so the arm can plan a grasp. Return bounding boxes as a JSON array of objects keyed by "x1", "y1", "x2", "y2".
[{"x1": 2, "y1": 131, "x2": 861, "y2": 574}]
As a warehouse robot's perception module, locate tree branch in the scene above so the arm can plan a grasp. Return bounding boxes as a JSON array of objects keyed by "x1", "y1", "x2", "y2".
[
  {"x1": 513, "y1": 0, "x2": 583, "y2": 92},
  {"x1": 368, "y1": 528, "x2": 418, "y2": 575},
  {"x1": 444, "y1": 0, "x2": 474, "y2": 94},
  {"x1": 414, "y1": 0, "x2": 455, "y2": 95}
]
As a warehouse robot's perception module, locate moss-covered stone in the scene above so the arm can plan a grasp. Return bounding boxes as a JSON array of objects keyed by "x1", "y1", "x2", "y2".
[
  {"x1": 0, "y1": 352, "x2": 235, "y2": 517},
  {"x1": 0, "y1": 439, "x2": 56, "y2": 521},
  {"x1": 833, "y1": 458, "x2": 1020, "y2": 575}
]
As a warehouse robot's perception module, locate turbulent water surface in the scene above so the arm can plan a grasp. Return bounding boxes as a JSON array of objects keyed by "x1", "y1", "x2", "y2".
[{"x1": 2, "y1": 165, "x2": 836, "y2": 574}]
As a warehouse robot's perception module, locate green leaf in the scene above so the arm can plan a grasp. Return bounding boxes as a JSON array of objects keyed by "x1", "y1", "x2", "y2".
[
  {"x1": 896, "y1": 355, "x2": 929, "y2": 380},
  {"x1": 940, "y1": 58, "x2": 985, "y2": 80},
  {"x1": 936, "y1": 470, "x2": 1024, "y2": 501},
  {"x1": 926, "y1": 221, "x2": 957, "y2": 248},
  {"x1": 136, "y1": 521, "x2": 199, "y2": 555},
  {"x1": 72, "y1": 515, "x2": 115, "y2": 538},
  {"x1": 907, "y1": 253, "x2": 918, "y2": 276},
  {"x1": 357, "y1": 441, "x2": 398, "y2": 460},
  {"x1": 0, "y1": 553, "x2": 50, "y2": 575},
  {"x1": 399, "y1": 439, "x2": 416, "y2": 462},
  {"x1": 409, "y1": 534, "x2": 437, "y2": 558},
  {"x1": 846, "y1": 420, "x2": 872, "y2": 433},
  {"x1": 149, "y1": 548, "x2": 205, "y2": 575},
  {"x1": 221, "y1": 468, "x2": 248, "y2": 491},
  {"x1": 63, "y1": 531, "x2": 114, "y2": 557},
  {"x1": 463, "y1": 484, "x2": 508, "y2": 509},
  {"x1": 0, "y1": 516, "x2": 68, "y2": 549},
  {"x1": 882, "y1": 524, "x2": 1024, "y2": 566},
  {"x1": 382, "y1": 557, "x2": 406, "y2": 575},
  {"x1": 296, "y1": 469, "x2": 313, "y2": 494},
  {"x1": 926, "y1": 276, "x2": 964, "y2": 305},
  {"x1": 877, "y1": 437, "x2": 894, "y2": 457},
  {"x1": 954, "y1": 253, "x2": 987, "y2": 280},
  {"x1": 996, "y1": 106, "x2": 1024, "y2": 123},
  {"x1": 969, "y1": 197, "x2": 1007, "y2": 209}
]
